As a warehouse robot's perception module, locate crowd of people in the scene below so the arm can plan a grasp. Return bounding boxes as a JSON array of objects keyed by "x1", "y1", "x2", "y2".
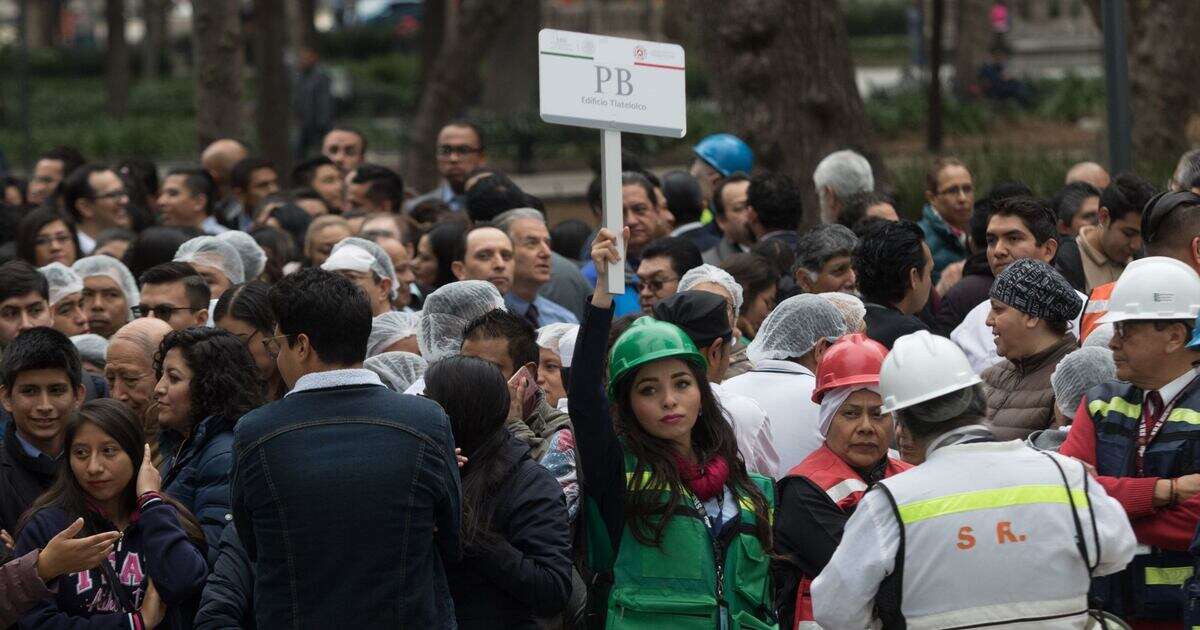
[{"x1": 1, "y1": 119, "x2": 1200, "y2": 629}]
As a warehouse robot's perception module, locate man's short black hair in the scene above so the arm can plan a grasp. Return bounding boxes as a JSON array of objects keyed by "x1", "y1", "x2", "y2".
[
  {"x1": 269, "y1": 268, "x2": 372, "y2": 366},
  {"x1": 39, "y1": 146, "x2": 86, "y2": 180},
  {"x1": 640, "y1": 237, "x2": 703, "y2": 279},
  {"x1": 0, "y1": 261, "x2": 50, "y2": 304},
  {"x1": 748, "y1": 172, "x2": 802, "y2": 232},
  {"x1": 1100, "y1": 172, "x2": 1157, "y2": 223},
  {"x1": 165, "y1": 167, "x2": 217, "y2": 216},
  {"x1": 1051, "y1": 181, "x2": 1100, "y2": 227},
  {"x1": 230, "y1": 157, "x2": 276, "y2": 191},
  {"x1": 139, "y1": 261, "x2": 212, "y2": 310},
  {"x1": 365, "y1": 177, "x2": 405, "y2": 212},
  {"x1": 711, "y1": 174, "x2": 750, "y2": 218},
  {"x1": 466, "y1": 172, "x2": 525, "y2": 223},
  {"x1": 61, "y1": 164, "x2": 111, "y2": 223},
  {"x1": 462, "y1": 309, "x2": 538, "y2": 375},
  {"x1": 327, "y1": 125, "x2": 368, "y2": 152},
  {"x1": 663, "y1": 170, "x2": 705, "y2": 225},
  {"x1": 2, "y1": 326, "x2": 83, "y2": 390},
  {"x1": 837, "y1": 191, "x2": 894, "y2": 229},
  {"x1": 290, "y1": 156, "x2": 336, "y2": 188},
  {"x1": 853, "y1": 220, "x2": 927, "y2": 306},
  {"x1": 442, "y1": 119, "x2": 485, "y2": 151},
  {"x1": 990, "y1": 196, "x2": 1059, "y2": 246}
]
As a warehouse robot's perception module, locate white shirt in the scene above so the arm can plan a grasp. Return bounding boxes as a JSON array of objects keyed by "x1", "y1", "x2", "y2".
[
  {"x1": 951, "y1": 290, "x2": 1087, "y2": 374},
  {"x1": 77, "y1": 231, "x2": 96, "y2": 256},
  {"x1": 720, "y1": 359, "x2": 822, "y2": 478},
  {"x1": 287, "y1": 368, "x2": 383, "y2": 397},
  {"x1": 812, "y1": 440, "x2": 1136, "y2": 629},
  {"x1": 711, "y1": 382, "x2": 780, "y2": 478},
  {"x1": 403, "y1": 376, "x2": 425, "y2": 396},
  {"x1": 1154, "y1": 367, "x2": 1199, "y2": 407},
  {"x1": 202, "y1": 216, "x2": 230, "y2": 235}
]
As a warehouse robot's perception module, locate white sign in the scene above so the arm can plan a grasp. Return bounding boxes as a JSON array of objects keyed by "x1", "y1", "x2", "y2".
[{"x1": 538, "y1": 29, "x2": 686, "y2": 138}]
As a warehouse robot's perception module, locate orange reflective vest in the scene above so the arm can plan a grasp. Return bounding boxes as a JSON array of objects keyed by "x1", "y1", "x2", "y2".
[{"x1": 1079, "y1": 281, "x2": 1114, "y2": 343}]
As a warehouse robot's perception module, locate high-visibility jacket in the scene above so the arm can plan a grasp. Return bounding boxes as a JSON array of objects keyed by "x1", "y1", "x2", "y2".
[
  {"x1": 783, "y1": 445, "x2": 911, "y2": 628},
  {"x1": 812, "y1": 438, "x2": 1137, "y2": 630},
  {"x1": 1088, "y1": 379, "x2": 1200, "y2": 620},
  {"x1": 590, "y1": 453, "x2": 777, "y2": 629},
  {"x1": 1079, "y1": 282, "x2": 1114, "y2": 343}
]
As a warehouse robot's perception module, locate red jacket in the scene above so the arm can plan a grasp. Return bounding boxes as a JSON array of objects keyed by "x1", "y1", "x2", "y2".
[{"x1": 786, "y1": 445, "x2": 911, "y2": 625}]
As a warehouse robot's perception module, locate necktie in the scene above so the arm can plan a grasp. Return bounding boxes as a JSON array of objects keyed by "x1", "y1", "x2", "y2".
[
  {"x1": 525, "y1": 302, "x2": 540, "y2": 329},
  {"x1": 1145, "y1": 391, "x2": 1164, "y2": 431}
]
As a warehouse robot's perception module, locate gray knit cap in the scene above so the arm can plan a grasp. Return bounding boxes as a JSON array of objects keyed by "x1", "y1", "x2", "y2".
[{"x1": 989, "y1": 258, "x2": 1082, "y2": 323}]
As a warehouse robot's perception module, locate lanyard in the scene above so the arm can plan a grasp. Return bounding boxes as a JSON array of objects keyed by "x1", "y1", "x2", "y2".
[{"x1": 1136, "y1": 373, "x2": 1200, "y2": 476}]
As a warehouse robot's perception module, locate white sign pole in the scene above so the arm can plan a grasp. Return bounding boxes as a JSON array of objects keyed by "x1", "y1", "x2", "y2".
[
  {"x1": 600, "y1": 129, "x2": 625, "y2": 295},
  {"x1": 538, "y1": 28, "x2": 686, "y2": 297}
]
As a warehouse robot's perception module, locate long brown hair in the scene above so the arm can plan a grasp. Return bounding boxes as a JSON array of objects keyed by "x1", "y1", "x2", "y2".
[
  {"x1": 613, "y1": 359, "x2": 773, "y2": 550},
  {"x1": 18, "y1": 399, "x2": 205, "y2": 550}
]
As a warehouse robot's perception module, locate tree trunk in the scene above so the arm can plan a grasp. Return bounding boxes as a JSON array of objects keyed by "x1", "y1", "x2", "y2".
[
  {"x1": 417, "y1": 0, "x2": 447, "y2": 92},
  {"x1": 1085, "y1": 0, "x2": 1200, "y2": 164},
  {"x1": 252, "y1": 0, "x2": 293, "y2": 176},
  {"x1": 954, "y1": 0, "x2": 991, "y2": 93},
  {"x1": 105, "y1": 0, "x2": 130, "y2": 117},
  {"x1": 297, "y1": 0, "x2": 318, "y2": 49},
  {"x1": 695, "y1": 0, "x2": 882, "y2": 227},
  {"x1": 27, "y1": 0, "x2": 59, "y2": 48},
  {"x1": 480, "y1": 0, "x2": 540, "y2": 115},
  {"x1": 142, "y1": 0, "x2": 168, "y2": 79},
  {"x1": 192, "y1": 0, "x2": 244, "y2": 149},
  {"x1": 402, "y1": 0, "x2": 522, "y2": 192}
]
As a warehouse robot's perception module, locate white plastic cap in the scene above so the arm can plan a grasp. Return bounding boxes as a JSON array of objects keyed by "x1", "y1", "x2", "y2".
[
  {"x1": 1098, "y1": 256, "x2": 1200, "y2": 324},
  {"x1": 879, "y1": 330, "x2": 982, "y2": 415}
]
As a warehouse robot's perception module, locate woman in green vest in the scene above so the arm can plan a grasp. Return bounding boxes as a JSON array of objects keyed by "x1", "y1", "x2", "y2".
[{"x1": 570, "y1": 227, "x2": 776, "y2": 629}]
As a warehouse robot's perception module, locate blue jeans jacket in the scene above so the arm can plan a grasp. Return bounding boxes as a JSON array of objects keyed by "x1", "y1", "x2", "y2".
[{"x1": 231, "y1": 383, "x2": 461, "y2": 629}]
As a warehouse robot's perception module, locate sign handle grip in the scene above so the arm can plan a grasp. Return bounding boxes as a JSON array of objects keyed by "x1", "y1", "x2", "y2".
[{"x1": 601, "y1": 129, "x2": 625, "y2": 296}]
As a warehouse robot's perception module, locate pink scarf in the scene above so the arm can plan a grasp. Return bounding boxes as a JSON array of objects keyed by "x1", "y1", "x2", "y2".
[{"x1": 675, "y1": 455, "x2": 729, "y2": 502}]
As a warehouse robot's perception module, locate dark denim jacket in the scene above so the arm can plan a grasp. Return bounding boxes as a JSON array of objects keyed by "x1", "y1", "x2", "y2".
[{"x1": 231, "y1": 382, "x2": 461, "y2": 629}]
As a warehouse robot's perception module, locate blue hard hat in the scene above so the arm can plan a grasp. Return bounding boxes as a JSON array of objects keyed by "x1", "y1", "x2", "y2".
[
  {"x1": 693, "y1": 133, "x2": 753, "y2": 177},
  {"x1": 1189, "y1": 313, "x2": 1200, "y2": 349}
]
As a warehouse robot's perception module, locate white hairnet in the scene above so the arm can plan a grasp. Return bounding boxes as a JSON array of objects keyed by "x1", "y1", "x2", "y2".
[
  {"x1": 1082, "y1": 323, "x2": 1114, "y2": 350},
  {"x1": 174, "y1": 236, "x2": 245, "y2": 285},
  {"x1": 537, "y1": 323, "x2": 580, "y2": 367},
  {"x1": 323, "y1": 237, "x2": 399, "y2": 299},
  {"x1": 747, "y1": 293, "x2": 848, "y2": 364},
  {"x1": 1050, "y1": 346, "x2": 1117, "y2": 417},
  {"x1": 819, "y1": 292, "x2": 867, "y2": 333},
  {"x1": 678, "y1": 264, "x2": 744, "y2": 319},
  {"x1": 216, "y1": 231, "x2": 267, "y2": 281},
  {"x1": 367, "y1": 310, "x2": 421, "y2": 357},
  {"x1": 38, "y1": 262, "x2": 84, "y2": 306},
  {"x1": 70, "y1": 333, "x2": 109, "y2": 369},
  {"x1": 418, "y1": 280, "x2": 507, "y2": 362},
  {"x1": 364, "y1": 351, "x2": 428, "y2": 392},
  {"x1": 72, "y1": 255, "x2": 139, "y2": 317}
]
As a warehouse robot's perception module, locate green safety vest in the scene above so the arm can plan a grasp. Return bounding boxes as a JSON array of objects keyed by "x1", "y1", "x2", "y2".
[{"x1": 587, "y1": 453, "x2": 777, "y2": 630}]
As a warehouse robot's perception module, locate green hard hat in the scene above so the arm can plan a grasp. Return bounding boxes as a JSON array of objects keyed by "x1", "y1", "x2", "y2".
[{"x1": 607, "y1": 317, "x2": 708, "y2": 398}]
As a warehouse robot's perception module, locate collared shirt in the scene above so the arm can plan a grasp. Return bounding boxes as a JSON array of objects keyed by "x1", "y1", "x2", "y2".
[
  {"x1": 202, "y1": 216, "x2": 230, "y2": 235},
  {"x1": 286, "y1": 368, "x2": 383, "y2": 397},
  {"x1": 721, "y1": 358, "x2": 820, "y2": 477},
  {"x1": 1154, "y1": 367, "x2": 1199, "y2": 410},
  {"x1": 14, "y1": 430, "x2": 58, "y2": 461},
  {"x1": 1076, "y1": 226, "x2": 1124, "y2": 292},
  {"x1": 77, "y1": 231, "x2": 96, "y2": 256},
  {"x1": 670, "y1": 221, "x2": 705, "y2": 237},
  {"x1": 504, "y1": 292, "x2": 579, "y2": 327}
]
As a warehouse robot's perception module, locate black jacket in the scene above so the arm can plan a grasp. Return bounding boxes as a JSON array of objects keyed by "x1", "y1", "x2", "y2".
[
  {"x1": 443, "y1": 432, "x2": 573, "y2": 629},
  {"x1": 863, "y1": 302, "x2": 930, "y2": 349},
  {"x1": 195, "y1": 523, "x2": 254, "y2": 630},
  {"x1": 934, "y1": 252, "x2": 994, "y2": 335},
  {"x1": 772, "y1": 476, "x2": 851, "y2": 630},
  {"x1": 0, "y1": 422, "x2": 58, "y2": 537},
  {"x1": 1053, "y1": 235, "x2": 1088, "y2": 293}
]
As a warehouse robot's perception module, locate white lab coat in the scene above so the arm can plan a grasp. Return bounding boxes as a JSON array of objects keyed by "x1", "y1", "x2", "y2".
[
  {"x1": 812, "y1": 439, "x2": 1136, "y2": 629},
  {"x1": 721, "y1": 359, "x2": 822, "y2": 478}
]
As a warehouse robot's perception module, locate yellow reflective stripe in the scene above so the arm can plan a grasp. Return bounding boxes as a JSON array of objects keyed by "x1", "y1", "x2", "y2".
[
  {"x1": 897, "y1": 485, "x2": 1090, "y2": 524},
  {"x1": 1168, "y1": 408, "x2": 1200, "y2": 425},
  {"x1": 1145, "y1": 566, "x2": 1192, "y2": 586},
  {"x1": 1088, "y1": 396, "x2": 1141, "y2": 419}
]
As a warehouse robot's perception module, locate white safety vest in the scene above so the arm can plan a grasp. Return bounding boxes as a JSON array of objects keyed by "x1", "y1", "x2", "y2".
[{"x1": 877, "y1": 440, "x2": 1106, "y2": 629}]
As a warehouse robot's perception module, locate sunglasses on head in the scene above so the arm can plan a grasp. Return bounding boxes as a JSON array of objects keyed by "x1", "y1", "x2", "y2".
[{"x1": 1141, "y1": 190, "x2": 1200, "y2": 246}]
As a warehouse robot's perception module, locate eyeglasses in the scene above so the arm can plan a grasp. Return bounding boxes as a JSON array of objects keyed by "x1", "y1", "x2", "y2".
[
  {"x1": 34, "y1": 234, "x2": 73, "y2": 247},
  {"x1": 261, "y1": 333, "x2": 294, "y2": 358},
  {"x1": 638, "y1": 275, "x2": 679, "y2": 294},
  {"x1": 1114, "y1": 319, "x2": 1193, "y2": 340},
  {"x1": 937, "y1": 184, "x2": 974, "y2": 197},
  {"x1": 1141, "y1": 190, "x2": 1200, "y2": 246},
  {"x1": 91, "y1": 190, "x2": 129, "y2": 201},
  {"x1": 134, "y1": 304, "x2": 196, "y2": 320},
  {"x1": 436, "y1": 144, "x2": 481, "y2": 158}
]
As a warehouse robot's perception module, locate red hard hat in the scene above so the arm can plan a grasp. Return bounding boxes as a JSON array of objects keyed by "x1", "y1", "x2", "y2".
[{"x1": 812, "y1": 333, "x2": 889, "y2": 404}]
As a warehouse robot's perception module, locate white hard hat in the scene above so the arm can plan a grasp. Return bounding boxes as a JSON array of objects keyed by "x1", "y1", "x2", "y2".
[
  {"x1": 879, "y1": 331, "x2": 982, "y2": 415},
  {"x1": 1098, "y1": 256, "x2": 1200, "y2": 324}
]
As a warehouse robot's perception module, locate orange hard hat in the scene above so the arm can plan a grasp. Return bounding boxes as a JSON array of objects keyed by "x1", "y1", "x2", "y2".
[{"x1": 812, "y1": 333, "x2": 889, "y2": 404}]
